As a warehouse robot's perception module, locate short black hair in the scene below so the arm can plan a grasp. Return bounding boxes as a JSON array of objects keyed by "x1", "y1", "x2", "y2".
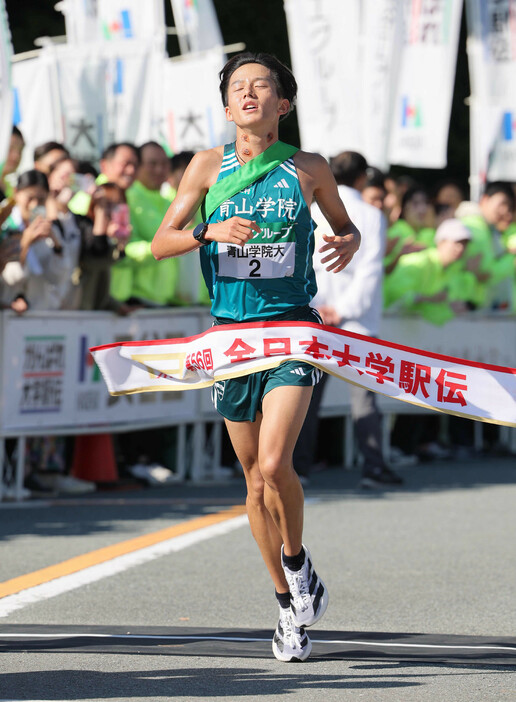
[
  {"x1": 170, "y1": 151, "x2": 195, "y2": 172},
  {"x1": 100, "y1": 142, "x2": 140, "y2": 163},
  {"x1": 219, "y1": 52, "x2": 297, "y2": 119},
  {"x1": 483, "y1": 181, "x2": 515, "y2": 210},
  {"x1": 139, "y1": 141, "x2": 166, "y2": 154},
  {"x1": 17, "y1": 169, "x2": 49, "y2": 192},
  {"x1": 329, "y1": 151, "x2": 368, "y2": 187},
  {"x1": 400, "y1": 184, "x2": 429, "y2": 218},
  {"x1": 432, "y1": 178, "x2": 467, "y2": 201},
  {"x1": 76, "y1": 160, "x2": 99, "y2": 178},
  {"x1": 12, "y1": 125, "x2": 24, "y2": 142},
  {"x1": 33, "y1": 141, "x2": 69, "y2": 163},
  {"x1": 364, "y1": 166, "x2": 387, "y2": 191}
]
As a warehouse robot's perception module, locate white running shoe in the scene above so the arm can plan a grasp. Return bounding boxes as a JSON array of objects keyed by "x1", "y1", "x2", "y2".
[
  {"x1": 272, "y1": 605, "x2": 312, "y2": 662},
  {"x1": 281, "y1": 544, "x2": 329, "y2": 628}
]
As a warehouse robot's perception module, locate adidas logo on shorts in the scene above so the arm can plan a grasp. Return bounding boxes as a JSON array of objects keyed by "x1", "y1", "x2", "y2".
[{"x1": 290, "y1": 367, "x2": 323, "y2": 385}]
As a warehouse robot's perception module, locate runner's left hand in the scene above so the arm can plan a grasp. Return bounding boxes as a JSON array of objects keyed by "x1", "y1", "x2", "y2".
[{"x1": 318, "y1": 232, "x2": 359, "y2": 273}]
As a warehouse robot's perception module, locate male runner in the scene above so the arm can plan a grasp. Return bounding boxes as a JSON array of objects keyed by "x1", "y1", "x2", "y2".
[{"x1": 152, "y1": 52, "x2": 360, "y2": 662}]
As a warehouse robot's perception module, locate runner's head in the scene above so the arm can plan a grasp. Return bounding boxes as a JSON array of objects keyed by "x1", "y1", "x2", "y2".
[{"x1": 219, "y1": 52, "x2": 297, "y2": 121}]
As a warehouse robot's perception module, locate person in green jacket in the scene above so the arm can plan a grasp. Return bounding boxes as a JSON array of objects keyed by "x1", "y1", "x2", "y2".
[
  {"x1": 460, "y1": 181, "x2": 515, "y2": 311},
  {"x1": 385, "y1": 185, "x2": 435, "y2": 273},
  {"x1": 110, "y1": 141, "x2": 179, "y2": 306},
  {"x1": 384, "y1": 218, "x2": 474, "y2": 325}
]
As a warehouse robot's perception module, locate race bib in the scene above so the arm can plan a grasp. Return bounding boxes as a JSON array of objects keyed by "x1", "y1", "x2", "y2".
[{"x1": 218, "y1": 222, "x2": 296, "y2": 279}]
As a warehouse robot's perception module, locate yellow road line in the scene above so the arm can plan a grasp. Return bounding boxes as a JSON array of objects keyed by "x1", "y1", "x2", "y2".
[{"x1": 0, "y1": 504, "x2": 246, "y2": 599}]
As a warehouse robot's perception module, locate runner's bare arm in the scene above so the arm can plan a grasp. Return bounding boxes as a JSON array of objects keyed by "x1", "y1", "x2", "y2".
[
  {"x1": 296, "y1": 151, "x2": 361, "y2": 273},
  {"x1": 151, "y1": 149, "x2": 260, "y2": 260}
]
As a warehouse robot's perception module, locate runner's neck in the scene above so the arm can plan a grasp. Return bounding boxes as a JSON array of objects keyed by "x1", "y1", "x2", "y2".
[{"x1": 234, "y1": 129, "x2": 279, "y2": 165}]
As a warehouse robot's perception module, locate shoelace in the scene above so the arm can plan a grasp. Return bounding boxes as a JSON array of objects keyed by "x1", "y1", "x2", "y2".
[
  {"x1": 288, "y1": 568, "x2": 310, "y2": 608},
  {"x1": 279, "y1": 609, "x2": 303, "y2": 647}
]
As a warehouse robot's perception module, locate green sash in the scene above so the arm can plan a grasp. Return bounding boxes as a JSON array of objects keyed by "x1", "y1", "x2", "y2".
[{"x1": 202, "y1": 141, "x2": 299, "y2": 221}]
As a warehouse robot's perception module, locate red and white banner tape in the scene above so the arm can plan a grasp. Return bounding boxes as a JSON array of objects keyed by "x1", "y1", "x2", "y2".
[{"x1": 91, "y1": 321, "x2": 516, "y2": 426}]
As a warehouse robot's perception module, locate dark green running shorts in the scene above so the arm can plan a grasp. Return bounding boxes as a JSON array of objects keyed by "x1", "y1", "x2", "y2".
[{"x1": 211, "y1": 305, "x2": 323, "y2": 422}]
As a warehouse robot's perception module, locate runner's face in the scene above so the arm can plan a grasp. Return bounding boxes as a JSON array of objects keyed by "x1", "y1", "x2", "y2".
[{"x1": 225, "y1": 63, "x2": 289, "y2": 128}]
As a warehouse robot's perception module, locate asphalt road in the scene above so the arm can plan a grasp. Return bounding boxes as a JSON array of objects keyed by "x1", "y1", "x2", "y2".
[{"x1": 1, "y1": 455, "x2": 516, "y2": 702}]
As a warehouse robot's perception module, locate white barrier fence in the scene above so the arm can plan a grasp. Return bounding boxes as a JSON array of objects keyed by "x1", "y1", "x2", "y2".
[{"x1": 1, "y1": 309, "x2": 515, "y2": 500}]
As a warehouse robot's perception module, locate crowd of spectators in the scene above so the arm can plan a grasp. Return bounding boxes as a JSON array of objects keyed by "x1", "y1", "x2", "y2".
[{"x1": 1, "y1": 127, "x2": 515, "y2": 498}]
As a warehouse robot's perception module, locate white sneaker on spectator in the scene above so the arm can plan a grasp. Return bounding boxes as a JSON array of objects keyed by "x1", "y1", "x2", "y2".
[
  {"x1": 2, "y1": 485, "x2": 32, "y2": 501},
  {"x1": 128, "y1": 463, "x2": 178, "y2": 485},
  {"x1": 388, "y1": 446, "x2": 419, "y2": 468},
  {"x1": 54, "y1": 475, "x2": 96, "y2": 495}
]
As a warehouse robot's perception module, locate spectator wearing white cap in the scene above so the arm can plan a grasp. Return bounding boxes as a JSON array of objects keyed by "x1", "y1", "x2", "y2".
[{"x1": 384, "y1": 218, "x2": 475, "y2": 326}]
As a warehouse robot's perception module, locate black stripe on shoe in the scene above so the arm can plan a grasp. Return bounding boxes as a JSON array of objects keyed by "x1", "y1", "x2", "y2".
[
  {"x1": 312, "y1": 581, "x2": 325, "y2": 616},
  {"x1": 273, "y1": 633, "x2": 284, "y2": 652},
  {"x1": 308, "y1": 570, "x2": 318, "y2": 596}
]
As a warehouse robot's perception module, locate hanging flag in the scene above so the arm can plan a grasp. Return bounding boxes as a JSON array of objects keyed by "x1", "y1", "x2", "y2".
[
  {"x1": 160, "y1": 48, "x2": 233, "y2": 154},
  {"x1": 103, "y1": 42, "x2": 160, "y2": 146},
  {"x1": 284, "y1": 0, "x2": 362, "y2": 160},
  {"x1": 0, "y1": 0, "x2": 13, "y2": 172},
  {"x1": 50, "y1": 43, "x2": 108, "y2": 163},
  {"x1": 58, "y1": 0, "x2": 98, "y2": 45},
  {"x1": 360, "y1": 0, "x2": 404, "y2": 170},
  {"x1": 11, "y1": 52, "x2": 63, "y2": 172},
  {"x1": 170, "y1": 0, "x2": 224, "y2": 54},
  {"x1": 97, "y1": 0, "x2": 166, "y2": 49},
  {"x1": 466, "y1": 0, "x2": 516, "y2": 191},
  {"x1": 91, "y1": 322, "x2": 516, "y2": 427},
  {"x1": 388, "y1": 0, "x2": 464, "y2": 168}
]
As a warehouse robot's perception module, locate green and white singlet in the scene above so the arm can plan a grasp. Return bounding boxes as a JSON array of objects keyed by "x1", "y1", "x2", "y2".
[{"x1": 200, "y1": 142, "x2": 317, "y2": 321}]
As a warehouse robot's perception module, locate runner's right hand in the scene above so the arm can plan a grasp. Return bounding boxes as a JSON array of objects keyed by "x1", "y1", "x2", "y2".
[{"x1": 205, "y1": 217, "x2": 261, "y2": 247}]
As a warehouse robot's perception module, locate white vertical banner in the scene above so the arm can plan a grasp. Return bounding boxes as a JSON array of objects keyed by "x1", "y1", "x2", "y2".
[
  {"x1": 52, "y1": 44, "x2": 109, "y2": 163},
  {"x1": 103, "y1": 42, "x2": 159, "y2": 146},
  {"x1": 361, "y1": 0, "x2": 404, "y2": 170},
  {"x1": 97, "y1": 0, "x2": 166, "y2": 50},
  {"x1": 160, "y1": 48, "x2": 232, "y2": 154},
  {"x1": 170, "y1": 0, "x2": 224, "y2": 54},
  {"x1": 466, "y1": 0, "x2": 516, "y2": 191},
  {"x1": 12, "y1": 53, "x2": 63, "y2": 172},
  {"x1": 0, "y1": 0, "x2": 13, "y2": 171},
  {"x1": 284, "y1": 0, "x2": 361, "y2": 160},
  {"x1": 388, "y1": 0, "x2": 464, "y2": 168},
  {"x1": 58, "y1": 0, "x2": 98, "y2": 45}
]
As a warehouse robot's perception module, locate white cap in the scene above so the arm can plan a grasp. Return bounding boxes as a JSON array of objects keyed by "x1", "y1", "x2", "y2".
[{"x1": 435, "y1": 218, "x2": 472, "y2": 244}]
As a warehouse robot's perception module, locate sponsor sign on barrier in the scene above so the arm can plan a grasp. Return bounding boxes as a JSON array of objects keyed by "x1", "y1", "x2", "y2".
[{"x1": 0, "y1": 309, "x2": 201, "y2": 435}]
